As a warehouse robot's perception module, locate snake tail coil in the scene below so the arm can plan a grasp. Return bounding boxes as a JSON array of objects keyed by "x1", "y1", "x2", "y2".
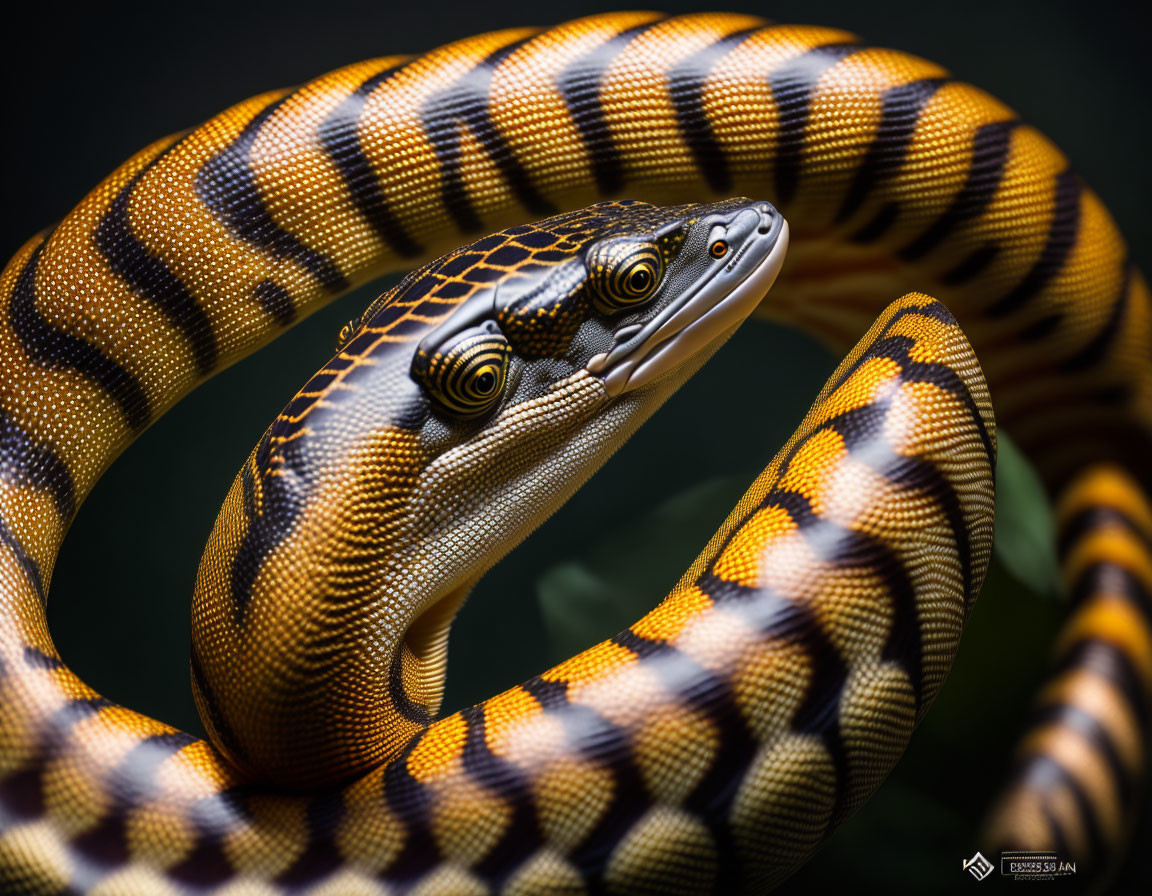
[{"x1": 0, "y1": 10, "x2": 1150, "y2": 893}]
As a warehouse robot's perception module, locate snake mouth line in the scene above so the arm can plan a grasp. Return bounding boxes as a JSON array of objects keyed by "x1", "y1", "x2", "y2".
[{"x1": 589, "y1": 209, "x2": 789, "y2": 397}]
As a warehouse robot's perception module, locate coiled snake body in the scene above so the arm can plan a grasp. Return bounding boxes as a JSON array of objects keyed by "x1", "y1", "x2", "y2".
[{"x1": 0, "y1": 11, "x2": 1149, "y2": 894}]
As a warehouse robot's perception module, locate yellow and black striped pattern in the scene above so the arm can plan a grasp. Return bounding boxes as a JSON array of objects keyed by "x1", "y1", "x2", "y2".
[
  {"x1": 188, "y1": 196, "x2": 781, "y2": 789},
  {"x1": 984, "y1": 465, "x2": 1152, "y2": 875},
  {"x1": 0, "y1": 10, "x2": 1149, "y2": 893}
]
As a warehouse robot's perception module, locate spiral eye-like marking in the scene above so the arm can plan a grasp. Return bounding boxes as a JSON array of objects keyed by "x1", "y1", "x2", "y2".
[
  {"x1": 589, "y1": 240, "x2": 664, "y2": 312},
  {"x1": 415, "y1": 327, "x2": 512, "y2": 418},
  {"x1": 335, "y1": 318, "x2": 359, "y2": 351}
]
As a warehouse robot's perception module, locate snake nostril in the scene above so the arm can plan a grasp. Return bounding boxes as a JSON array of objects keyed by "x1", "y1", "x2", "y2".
[
  {"x1": 614, "y1": 323, "x2": 643, "y2": 343},
  {"x1": 754, "y1": 202, "x2": 776, "y2": 234}
]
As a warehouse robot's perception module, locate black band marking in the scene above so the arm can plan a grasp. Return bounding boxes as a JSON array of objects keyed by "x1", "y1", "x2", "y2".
[
  {"x1": 832, "y1": 420, "x2": 975, "y2": 610},
  {"x1": 274, "y1": 791, "x2": 345, "y2": 887},
  {"x1": 168, "y1": 787, "x2": 251, "y2": 888},
  {"x1": 850, "y1": 202, "x2": 899, "y2": 244},
  {"x1": 96, "y1": 170, "x2": 218, "y2": 376},
  {"x1": 899, "y1": 120, "x2": 1019, "y2": 261},
  {"x1": 189, "y1": 643, "x2": 247, "y2": 767},
  {"x1": 1059, "y1": 261, "x2": 1132, "y2": 373},
  {"x1": 10, "y1": 242, "x2": 151, "y2": 432},
  {"x1": 610, "y1": 627, "x2": 757, "y2": 885},
  {"x1": 253, "y1": 279, "x2": 296, "y2": 326},
  {"x1": 22, "y1": 646, "x2": 63, "y2": 670},
  {"x1": 1068, "y1": 562, "x2": 1152, "y2": 619},
  {"x1": 836, "y1": 77, "x2": 949, "y2": 229},
  {"x1": 1015, "y1": 754, "x2": 1105, "y2": 862},
  {"x1": 521, "y1": 674, "x2": 569, "y2": 709},
  {"x1": 197, "y1": 96, "x2": 350, "y2": 293},
  {"x1": 668, "y1": 27, "x2": 761, "y2": 194},
  {"x1": 69, "y1": 731, "x2": 196, "y2": 874},
  {"x1": 380, "y1": 732, "x2": 440, "y2": 881},
  {"x1": 1058, "y1": 503, "x2": 1152, "y2": 559},
  {"x1": 1018, "y1": 313, "x2": 1062, "y2": 342},
  {"x1": 460, "y1": 704, "x2": 543, "y2": 885},
  {"x1": 0, "y1": 515, "x2": 45, "y2": 605},
  {"x1": 987, "y1": 168, "x2": 1082, "y2": 318},
  {"x1": 387, "y1": 645, "x2": 434, "y2": 725},
  {"x1": 823, "y1": 301, "x2": 995, "y2": 467},
  {"x1": 1028, "y1": 702, "x2": 1134, "y2": 808},
  {"x1": 1052, "y1": 640, "x2": 1150, "y2": 732},
  {"x1": 699, "y1": 573, "x2": 853, "y2": 829},
  {"x1": 0, "y1": 404, "x2": 77, "y2": 523},
  {"x1": 420, "y1": 36, "x2": 554, "y2": 234},
  {"x1": 228, "y1": 428, "x2": 306, "y2": 622},
  {"x1": 557, "y1": 21, "x2": 660, "y2": 197},
  {"x1": 756, "y1": 488, "x2": 925, "y2": 714},
  {"x1": 769, "y1": 42, "x2": 862, "y2": 207},
  {"x1": 942, "y1": 244, "x2": 998, "y2": 286},
  {"x1": 0, "y1": 767, "x2": 44, "y2": 827},
  {"x1": 319, "y1": 63, "x2": 423, "y2": 258}
]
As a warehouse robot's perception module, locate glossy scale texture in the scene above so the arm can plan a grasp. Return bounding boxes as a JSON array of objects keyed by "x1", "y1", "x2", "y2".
[{"x1": 0, "y1": 11, "x2": 1149, "y2": 894}]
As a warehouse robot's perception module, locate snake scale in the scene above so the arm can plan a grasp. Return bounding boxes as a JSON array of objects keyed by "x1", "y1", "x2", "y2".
[{"x1": 1, "y1": 9, "x2": 1150, "y2": 894}]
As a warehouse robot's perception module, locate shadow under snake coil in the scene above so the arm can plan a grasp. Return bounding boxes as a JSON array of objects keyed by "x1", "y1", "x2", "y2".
[{"x1": 0, "y1": 9, "x2": 1149, "y2": 895}]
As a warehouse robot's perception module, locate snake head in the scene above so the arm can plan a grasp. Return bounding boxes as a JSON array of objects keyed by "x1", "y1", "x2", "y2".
[
  {"x1": 402, "y1": 197, "x2": 787, "y2": 420},
  {"x1": 192, "y1": 198, "x2": 788, "y2": 786}
]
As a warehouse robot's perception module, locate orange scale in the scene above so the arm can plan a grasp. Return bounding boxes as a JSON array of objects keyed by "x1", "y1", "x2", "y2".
[
  {"x1": 712, "y1": 505, "x2": 798, "y2": 587},
  {"x1": 884, "y1": 312, "x2": 954, "y2": 365},
  {"x1": 490, "y1": 710, "x2": 573, "y2": 772},
  {"x1": 566, "y1": 657, "x2": 670, "y2": 730},
  {"x1": 1037, "y1": 672, "x2": 1143, "y2": 773},
  {"x1": 1056, "y1": 597, "x2": 1152, "y2": 692},
  {"x1": 816, "y1": 356, "x2": 902, "y2": 423},
  {"x1": 1058, "y1": 467, "x2": 1152, "y2": 535},
  {"x1": 632, "y1": 586, "x2": 714, "y2": 644},
  {"x1": 540, "y1": 638, "x2": 638, "y2": 687},
  {"x1": 1063, "y1": 528, "x2": 1152, "y2": 592},
  {"x1": 406, "y1": 713, "x2": 468, "y2": 783},
  {"x1": 481, "y1": 686, "x2": 545, "y2": 753},
  {"x1": 776, "y1": 427, "x2": 847, "y2": 516},
  {"x1": 668, "y1": 604, "x2": 763, "y2": 676}
]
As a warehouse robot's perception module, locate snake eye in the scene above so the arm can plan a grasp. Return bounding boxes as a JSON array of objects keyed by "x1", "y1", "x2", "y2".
[
  {"x1": 413, "y1": 326, "x2": 512, "y2": 418},
  {"x1": 589, "y1": 241, "x2": 663, "y2": 313},
  {"x1": 709, "y1": 239, "x2": 729, "y2": 259},
  {"x1": 626, "y1": 265, "x2": 653, "y2": 294}
]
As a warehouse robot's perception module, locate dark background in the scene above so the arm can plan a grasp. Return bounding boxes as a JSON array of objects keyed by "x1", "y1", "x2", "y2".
[{"x1": 3, "y1": 2, "x2": 1150, "y2": 892}]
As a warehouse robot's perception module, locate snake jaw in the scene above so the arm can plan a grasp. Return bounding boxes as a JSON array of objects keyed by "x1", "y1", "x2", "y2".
[{"x1": 592, "y1": 210, "x2": 788, "y2": 397}]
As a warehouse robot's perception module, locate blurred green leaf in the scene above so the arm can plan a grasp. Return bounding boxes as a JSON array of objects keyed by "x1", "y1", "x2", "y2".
[
  {"x1": 537, "y1": 476, "x2": 747, "y2": 657},
  {"x1": 539, "y1": 430, "x2": 1065, "y2": 656},
  {"x1": 992, "y1": 432, "x2": 1060, "y2": 598}
]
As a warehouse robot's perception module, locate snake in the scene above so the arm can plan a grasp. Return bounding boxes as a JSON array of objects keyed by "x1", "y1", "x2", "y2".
[{"x1": 0, "y1": 9, "x2": 1149, "y2": 894}]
